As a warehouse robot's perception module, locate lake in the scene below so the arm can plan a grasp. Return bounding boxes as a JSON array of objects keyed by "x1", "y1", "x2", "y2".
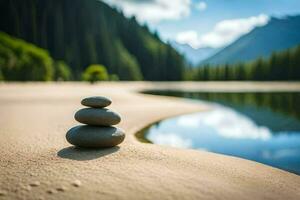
[{"x1": 139, "y1": 91, "x2": 300, "y2": 175}]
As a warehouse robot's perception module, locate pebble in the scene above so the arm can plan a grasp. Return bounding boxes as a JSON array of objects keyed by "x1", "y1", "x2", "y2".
[
  {"x1": 46, "y1": 189, "x2": 56, "y2": 194},
  {"x1": 29, "y1": 181, "x2": 40, "y2": 187},
  {"x1": 0, "y1": 190, "x2": 7, "y2": 196},
  {"x1": 66, "y1": 125, "x2": 125, "y2": 148},
  {"x1": 56, "y1": 186, "x2": 67, "y2": 192},
  {"x1": 81, "y1": 96, "x2": 112, "y2": 108},
  {"x1": 72, "y1": 180, "x2": 82, "y2": 187},
  {"x1": 75, "y1": 108, "x2": 121, "y2": 126}
]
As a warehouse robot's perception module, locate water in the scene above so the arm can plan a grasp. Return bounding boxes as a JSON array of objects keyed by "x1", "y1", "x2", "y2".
[{"x1": 140, "y1": 91, "x2": 300, "y2": 175}]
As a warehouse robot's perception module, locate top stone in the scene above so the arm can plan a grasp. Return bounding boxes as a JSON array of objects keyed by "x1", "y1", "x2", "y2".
[{"x1": 81, "y1": 96, "x2": 112, "y2": 108}]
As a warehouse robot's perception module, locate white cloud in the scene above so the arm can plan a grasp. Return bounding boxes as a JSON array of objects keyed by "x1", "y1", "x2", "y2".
[
  {"x1": 195, "y1": 1, "x2": 207, "y2": 11},
  {"x1": 176, "y1": 14, "x2": 270, "y2": 48},
  {"x1": 103, "y1": 0, "x2": 192, "y2": 23}
]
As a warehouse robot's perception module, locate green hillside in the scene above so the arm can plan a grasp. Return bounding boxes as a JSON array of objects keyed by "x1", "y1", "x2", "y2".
[
  {"x1": 0, "y1": 31, "x2": 53, "y2": 81},
  {"x1": 0, "y1": 31, "x2": 73, "y2": 81},
  {"x1": 0, "y1": 0, "x2": 185, "y2": 81}
]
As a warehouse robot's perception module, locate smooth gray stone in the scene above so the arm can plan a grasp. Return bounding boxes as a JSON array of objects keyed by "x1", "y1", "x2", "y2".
[
  {"x1": 75, "y1": 108, "x2": 121, "y2": 126},
  {"x1": 81, "y1": 96, "x2": 112, "y2": 108},
  {"x1": 66, "y1": 125, "x2": 125, "y2": 148}
]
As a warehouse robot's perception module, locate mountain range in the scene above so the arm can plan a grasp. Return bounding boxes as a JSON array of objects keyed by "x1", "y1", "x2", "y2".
[{"x1": 202, "y1": 15, "x2": 300, "y2": 65}]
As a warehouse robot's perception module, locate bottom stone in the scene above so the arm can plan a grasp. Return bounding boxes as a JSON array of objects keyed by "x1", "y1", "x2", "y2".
[{"x1": 66, "y1": 125, "x2": 125, "y2": 148}]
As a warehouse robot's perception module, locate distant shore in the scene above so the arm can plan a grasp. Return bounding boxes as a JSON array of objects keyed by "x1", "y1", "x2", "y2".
[{"x1": 136, "y1": 81, "x2": 300, "y2": 93}]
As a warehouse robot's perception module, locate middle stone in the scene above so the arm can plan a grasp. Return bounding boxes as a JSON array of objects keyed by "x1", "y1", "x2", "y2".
[{"x1": 75, "y1": 108, "x2": 121, "y2": 126}]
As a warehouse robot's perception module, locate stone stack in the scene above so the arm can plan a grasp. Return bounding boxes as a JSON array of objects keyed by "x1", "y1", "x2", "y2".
[{"x1": 66, "y1": 96, "x2": 125, "y2": 148}]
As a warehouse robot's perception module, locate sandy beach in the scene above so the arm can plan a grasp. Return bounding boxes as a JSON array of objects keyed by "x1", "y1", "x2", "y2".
[{"x1": 0, "y1": 82, "x2": 300, "y2": 200}]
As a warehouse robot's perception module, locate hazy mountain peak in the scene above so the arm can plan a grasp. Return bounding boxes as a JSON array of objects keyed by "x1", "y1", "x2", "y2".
[{"x1": 171, "y1": 41, "x2": 219, "y2": 66}]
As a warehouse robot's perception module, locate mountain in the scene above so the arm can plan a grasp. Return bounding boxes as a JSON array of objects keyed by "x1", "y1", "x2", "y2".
[
  {"x1": 0, "y1": 0, "x2": 185, "y2": 81},
  {"x1": 171, "y1": 42, "x2": 219, "y2": 66},
  {"x1": 203, "y1": 15, "x2": 300, "y2": 65}
]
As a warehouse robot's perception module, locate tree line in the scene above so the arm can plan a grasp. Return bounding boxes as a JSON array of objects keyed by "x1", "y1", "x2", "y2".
[
  {"x1": 188, "y1": 44, "x2": 300, "y2": 81},
  {"x1": 0, "y1": 0, "x2": 185, "y2": 81}
]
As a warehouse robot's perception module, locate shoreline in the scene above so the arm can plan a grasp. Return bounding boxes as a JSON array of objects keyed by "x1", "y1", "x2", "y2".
[{"x1": 0, "y1": 82, "x2": 300, "y2": 200}]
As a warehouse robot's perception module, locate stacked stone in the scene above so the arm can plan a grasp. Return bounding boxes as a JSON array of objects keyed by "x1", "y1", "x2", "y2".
[{"x1": 66, "y1": 96, "x2": 125, "y2": 148}]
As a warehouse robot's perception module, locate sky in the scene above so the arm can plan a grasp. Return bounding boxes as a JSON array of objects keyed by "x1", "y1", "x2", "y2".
[{"x1": 103, "y1": 0, "x2": 300, "y2": 49}]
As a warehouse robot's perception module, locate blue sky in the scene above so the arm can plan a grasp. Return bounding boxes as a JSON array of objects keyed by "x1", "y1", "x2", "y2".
[{"x1": 104, "y1": 0, "x2": 300, "y2": 48}]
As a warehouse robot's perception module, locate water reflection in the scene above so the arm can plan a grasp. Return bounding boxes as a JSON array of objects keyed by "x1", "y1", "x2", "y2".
[
  {"x1": 141, "y1": 91, "x2": 300, "y2": 175},
  {"x1": 176, "y1": 105, "x2": 271, "y2": 140}
]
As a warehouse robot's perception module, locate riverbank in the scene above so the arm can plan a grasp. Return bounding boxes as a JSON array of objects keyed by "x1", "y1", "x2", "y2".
[{"x1": 1, "y1": 82, "x2": 300, "y2": 200}]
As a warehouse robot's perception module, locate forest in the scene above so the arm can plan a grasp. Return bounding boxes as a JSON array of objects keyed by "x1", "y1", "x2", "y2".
[
  {"x1": 188, "y1": 45, "x2": 300, "y2": 81},
  {"x1": 0, "y1": 0, "x2": 185, "y2": 81}
]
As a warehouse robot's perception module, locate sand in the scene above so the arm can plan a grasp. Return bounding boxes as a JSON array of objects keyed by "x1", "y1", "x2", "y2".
[{"x1": 0, "y1": 82, "x2": 300, "y2": 200}]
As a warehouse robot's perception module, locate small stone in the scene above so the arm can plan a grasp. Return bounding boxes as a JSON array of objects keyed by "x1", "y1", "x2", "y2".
[
  {"x1": 29, "y1": 181, "x2": 40, "y2": 187},
  {"x1": 46, "y1": 189, "x2": 56, "y2": 194},
  {"x1": 72, "y1": 180, "x2": 82, "y2": 187},
  {"x1": 66, "y1": 126, "x2": 125, "y2": 148},
  {"x1": 56, "y1": 186, "x2": 67, "y2": 192},
  {"x1": 81, "y1": 96, "x2": 112, "y2": 108},
  {"x1": 75, "y1": 108, "x2": 121, "y2": 126},
  {"x1": 0, "y1": 190, "x2": 7, "y2": 196}
]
